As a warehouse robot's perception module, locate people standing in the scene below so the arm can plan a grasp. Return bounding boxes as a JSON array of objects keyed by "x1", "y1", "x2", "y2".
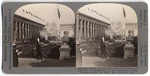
[
  {"x1": 100, "y1": 36, "x2": 107, "y2": 59},
  {"x1": 36, "y1": 37, "x2": 42, "y2": 60}
]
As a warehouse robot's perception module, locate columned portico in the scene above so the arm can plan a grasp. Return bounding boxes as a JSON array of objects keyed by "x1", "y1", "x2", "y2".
[
  {"x1": 13, "y1": 15, "x2": 45, "y2": 43},
  {"x1": 76, "y1": 12, "x2": 110, "y2": 43}
]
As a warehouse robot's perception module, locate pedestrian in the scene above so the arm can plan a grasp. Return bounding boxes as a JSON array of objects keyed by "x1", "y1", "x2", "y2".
[
  {"x1": 100, "y1": 37, "x2": 107, "y2": 59},
  {"x1": 36, "y1": 43, "x2": 42, "y2": 60},
  {"x1": 36, "y1": 37, "x2": 42, "y2": 60}
]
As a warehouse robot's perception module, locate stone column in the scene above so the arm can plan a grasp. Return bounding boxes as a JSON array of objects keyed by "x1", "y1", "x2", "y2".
[
  {"x1": 23, "y1": 24, "x2": 26, "y2": 39},
  {"x1": 13, "y1": 21, "x2": 17, "y2": 42},
  {"x1": 95, "y1": 24, "x2": 97, "y2": 37},
  {"x1": 79, "y1": 19, "x2": 83, "y2": 42},
  {"x1": 25, "y1": 24, "x2": 27, "y2": 38},
  {"x1": 26, "y1": 24, "x2": 28, "y2": 39},
  {"x1": 76, "y1": 17, "x2": 79, "y2": 42},
  {"x1": 87, "y1": 22, "x2": 89, "y2": 37},
  {"x1": 19, "y1": 22, "x2": 22, "y2": 39},
  {"x1": 28, "y1": 25, "x2": 30, "y2": 38},
  {"x1": 80, "y1": 20, "x2": 83, "y2": 37},
  {"x1": 93, "y1": 23, "x2": 95, "y2": 37},
  {"x1": 90, "y1": 23, "x2": 93, "y2": 37},
  {"x1": 84, "y1": 20, "x2": 86, "y2": 38},
  {"x1": 21, "y1": 23, "x2": 23, "y2": 39},
  {"x1": 22, "y1": 23, "x2": 24, "y2": 39}
]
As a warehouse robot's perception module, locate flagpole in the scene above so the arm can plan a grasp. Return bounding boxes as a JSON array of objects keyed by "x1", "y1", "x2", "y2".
[
  {"x1": 57, "y1": 4, "x2": 60, "y2": 40},
  {"x1": 57, "y1": 4, "x2": 59, "y2": 40},
  {"x1": 122, "y1": 5, "x2": 126, "y2": 39}
]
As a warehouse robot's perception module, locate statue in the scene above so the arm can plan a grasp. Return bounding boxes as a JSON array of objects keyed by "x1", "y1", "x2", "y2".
[
  {"x1": 127, "y1": 30, "x2": 134, "y2": 42},
  {"x1": 123, "y1": 30, "x2": 135, "y2": 59},
  {"x1": 61, "y1": 31, "x2": 69, "y2": 43},
  {"x1": 59, "y1": 31, "x2": 71, "y2": 60}
]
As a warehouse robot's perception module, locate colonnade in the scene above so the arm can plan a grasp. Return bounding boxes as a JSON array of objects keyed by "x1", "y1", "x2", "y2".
[
  {"x1": 13, "y1": 15, "x2": 44, "y2": 43},
  {"x1": 76, "y1": 13, "x2": 110, "y2": 42}
]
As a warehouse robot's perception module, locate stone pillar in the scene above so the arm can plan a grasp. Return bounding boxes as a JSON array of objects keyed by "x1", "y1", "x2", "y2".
[
  {"x1": 93, "y1": 23, "x2": 95, "y2": 37},
  {"x1": 21, "y1": 23, "x2": 23, "y2": 39},
  {"x1": 24, "y1": 24, "x2": 27, "y2": 38},
  {"x1": 90, "y1": 23, "x2": 93, "y2": 37},
  {"x1": 19, "y1": 22, "x2": 21, "y2": 39},
  {"x1": 27, "y1": 25, "x2": 30, "y2": 38},
  {"x1": 123, "y1": 42, "x2": 135, "y2": 59},
  {"x1": 86, "y1": 21, "x2": 90, "y2": 37},
  {"x1": 95, "y1": 24, "x2": 97, "y2": 37},
  {"x1": 81, "y1": 20, "x2": 83, "y2": 38},
  {"x1": 13, "y1": 21, "x2": 17, "y2": 42},
  {"x1": 22, "y1": 23, "x2": 24, "y2": 39},
  {"x1": 59, "y1": 43, "x2": 71, "y2": 60},
  {"x1": 76, "y1": 18, "x2": 79, "y2": 42},
  {"x1": 84, "y1": 20, "x2": 86, "y2": 37},
  {"x1": 79, "y1": 19, "x2": 81, "y2": 41},
  {"x1": 79, "y1": 20, "x2": 83, "y2": 41}
]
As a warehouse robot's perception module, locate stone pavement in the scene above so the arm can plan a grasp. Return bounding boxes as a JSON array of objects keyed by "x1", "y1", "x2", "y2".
[
  {"x1": 81, "y1": 56, "x2": 137, "y2": 67},
  {"x1": 18, "y1": 57, "x2": 75, "y2": 67}
]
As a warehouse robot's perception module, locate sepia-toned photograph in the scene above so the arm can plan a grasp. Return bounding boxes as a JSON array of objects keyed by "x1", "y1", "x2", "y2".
[
  {"x1": 2, "y1": 2, "x2": 148, "y2": 74},
  {"x1": 13, "y1": 4, "x2": 76, "y2": 67},
  {"x1": 76, "y1": 3, "x2": 138, "y2": 67}
]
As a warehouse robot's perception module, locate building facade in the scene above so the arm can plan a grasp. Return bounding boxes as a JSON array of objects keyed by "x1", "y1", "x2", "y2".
[
  {"x1": 76, "y1": 12, "x2": 110, "y2": 42},
  {"x1": 13, "y1": 14, "x2": 45, "y2": 43},
  {"x1": 76, "y1": 12, "x2": 111, "y2": 67}
]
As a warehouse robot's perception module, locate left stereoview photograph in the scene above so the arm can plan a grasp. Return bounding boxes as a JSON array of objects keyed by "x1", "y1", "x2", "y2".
[{"x1": 13, "y1": 4, "x2": 76, "y2": 67}]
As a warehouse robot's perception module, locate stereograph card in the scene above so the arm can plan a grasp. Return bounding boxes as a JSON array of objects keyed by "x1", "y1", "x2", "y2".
[{"x1": 2, "y1": 2, "x2": 148, "y2": 74}]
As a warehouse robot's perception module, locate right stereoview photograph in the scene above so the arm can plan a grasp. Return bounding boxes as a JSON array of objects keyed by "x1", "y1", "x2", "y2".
[{"x1": 76, "y1": 3, "x2": 138, "y2": 67}]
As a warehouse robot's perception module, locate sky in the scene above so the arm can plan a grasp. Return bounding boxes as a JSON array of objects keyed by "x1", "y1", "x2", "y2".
[
  {"x1": 78, "y1": 3, "x2": 138, "y2": 24},
  {"x1": 15, "y1": 3, "x2": 138, "y2": 26},
  {"x1": 15, "y1": 3, "x2": 75, "y2": 25}
]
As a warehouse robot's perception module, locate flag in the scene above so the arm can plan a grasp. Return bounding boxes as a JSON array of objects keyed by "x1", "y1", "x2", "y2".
[
  {"x1": 57, "y1": 5, "x2": 61, "y2": 19},
  {"x1": 123, "y1": 7, "x2": 126, "y2": 18}
]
